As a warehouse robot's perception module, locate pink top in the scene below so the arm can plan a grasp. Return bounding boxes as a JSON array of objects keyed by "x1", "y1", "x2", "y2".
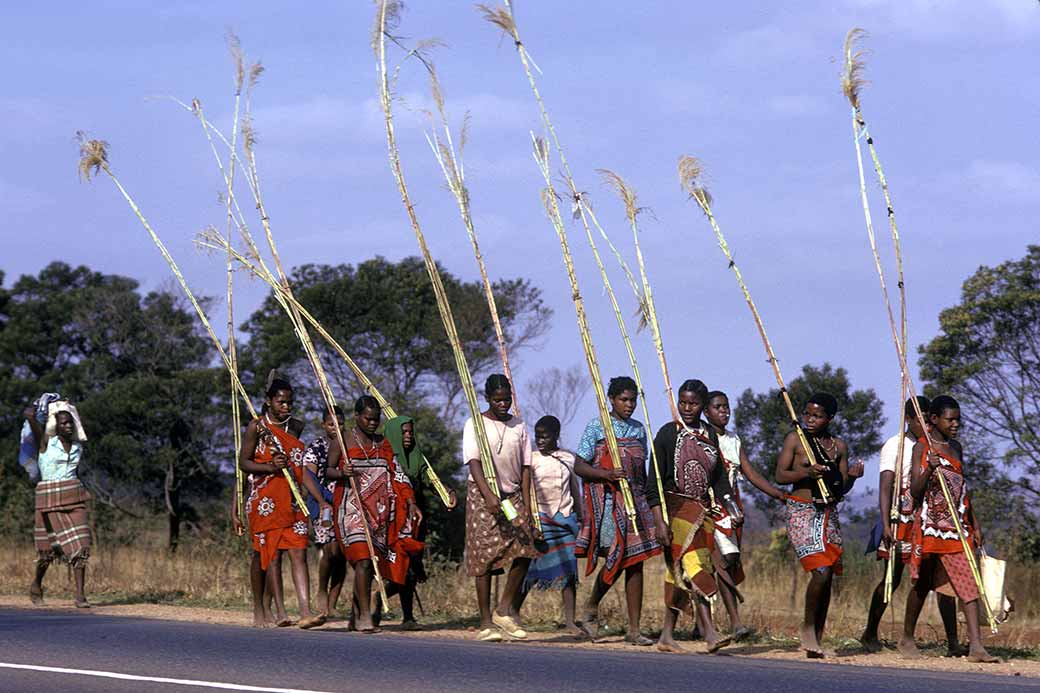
[{"x1": 463, "y1": 415, "x2": 531, "y2": 495}]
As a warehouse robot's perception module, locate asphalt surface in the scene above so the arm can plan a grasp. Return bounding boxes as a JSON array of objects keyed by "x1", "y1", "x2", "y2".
[{"x1": 0, "y1": 608, "x2": 1036, "y2": 692}]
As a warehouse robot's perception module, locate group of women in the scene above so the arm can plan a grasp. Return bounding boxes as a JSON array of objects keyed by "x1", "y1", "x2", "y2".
[{"x1": 20, "y1": 369, "x2": 997, "y2": 661}]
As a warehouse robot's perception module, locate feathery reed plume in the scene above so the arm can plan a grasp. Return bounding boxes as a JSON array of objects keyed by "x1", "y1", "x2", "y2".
[
  {"x1": 76, "y1": 133, "x2": 309, "y2": 516},
  {"x1": 375, "y1": 1, "x2": 514, "y2": 525},
  {"x1": 678, "y1": 155, "x2": 832, "y2": 505},
  {"x1": 599, "y1": 169, "x2": 680, "y2": 424},
  {"x1": 531, "y1": 133, "x2": 640, "y2": 532},
  {"x1": 483, "y1": 0, "x2": 658, "y2": 528},
  {"x1": 841, "y1": 29, "x2": 994, "y2": 627}
]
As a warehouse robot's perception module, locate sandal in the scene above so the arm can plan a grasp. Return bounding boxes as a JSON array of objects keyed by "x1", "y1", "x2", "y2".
[
  {"x1": 74, "y1": 598, "x2": 91, "y2": 609},
  {"x1": 624, "y1": 633, "x2": 654, "y2": 647},
  {"x1": 477, "y1": 628, "x2": 504, "y2": 642},
  {"x1": 492, "y1": 612, "x2": 527, "y2": 640}
]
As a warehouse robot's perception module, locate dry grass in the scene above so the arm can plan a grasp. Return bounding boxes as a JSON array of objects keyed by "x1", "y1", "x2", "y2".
[{"x1": 4, "y1": 536, "x2": 1036, "y2": 657}]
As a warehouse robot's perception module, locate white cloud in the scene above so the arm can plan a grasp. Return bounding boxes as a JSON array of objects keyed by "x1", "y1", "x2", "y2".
[
  {"x1": 839, "y1": 0, "x2": 1040, "y2": 41},
  {"x1": 958, "y1": 160, "x2": 1040, "y2": 202}
]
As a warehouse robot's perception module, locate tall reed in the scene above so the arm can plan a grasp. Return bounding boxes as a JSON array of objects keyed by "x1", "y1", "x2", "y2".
[
  {"x1": 374, "y1": 1, "x2": 508, "y2": 519},
  {"x1": 841, "y1": 30, "x2": 993, "y2": 628},
  {"x1": 677, "y1": 156, "x2": 833, "y2": 505}
]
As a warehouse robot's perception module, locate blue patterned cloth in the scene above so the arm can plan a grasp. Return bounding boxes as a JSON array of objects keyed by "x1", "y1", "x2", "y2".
[
  {"x1": 575, "y1": 416, "x2": 649, "y2": 466},
  {"x1": 524, "y1": 511, "x2": 580, "y2": 591}
]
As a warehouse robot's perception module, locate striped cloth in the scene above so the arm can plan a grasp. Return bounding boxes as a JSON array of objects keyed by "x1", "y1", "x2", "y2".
[
  {"x1": 524, "y1": 511, "x2": 579, "y2": 591},
  {"x1": 34, "y1": 479, "x2": 91, "y2": 565}
]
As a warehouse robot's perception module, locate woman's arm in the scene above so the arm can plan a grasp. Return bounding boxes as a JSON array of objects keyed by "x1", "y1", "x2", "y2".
[
  {"x1": 300, "y1": 470, "x2": 331, "y2": 516},
  {"x1": 468, "y1": 458, "x2": 501, "y2": 514},
  {"x1": 909, "y1": 442, "x2": 933, "y2": 503},
  {"x1": 738, "y1": 446, "x2": 784, "y2": 500},
  {"x1": 323, "y1": 438, "x2": 353, "y2": 481},
  {"x1": 574, "y1": 457, "x2": 625, "y2": 483},
  {"x1": 238, "y1": 420, "x2": 280, "y2": 475},
  {"x1": 22, "y1": 405, "x2": 46, "y2": 454}
]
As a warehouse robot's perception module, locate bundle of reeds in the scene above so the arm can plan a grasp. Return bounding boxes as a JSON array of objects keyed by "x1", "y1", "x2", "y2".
[
  {"x1": 481, "y1": 1, "x2": 646, "y2": 531},
  {"x1": 841, "y1": 29, "x2": 995, "y2": 629},
  {"x1": 76, "y1": 135, "x2": 309, "y2": 518},
  {"x1": 374, "y1": 1, "x2": 511, "y2": 519},
  {"x1": 196, "y1": 229, "x2": 456, "y2": 509},
  {"x1": 678, "y1": 155, "x2": 833, "y2": 505}
]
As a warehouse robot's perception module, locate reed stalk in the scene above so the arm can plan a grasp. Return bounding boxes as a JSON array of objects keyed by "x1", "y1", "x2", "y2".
[
  {"x1": 482, "y1": 2, "x2": 646, "y2": 532},
  {"x1": 678, "y1": 155, "x2": 833, "y2": 504},
  {"x1": 599, "y1": 170, "x2": 681, "y2": 425},
  {"x1": 841, "y1": 29, "x2": 994, "y2": 628},
  {"x1": 225, "y1": 35, "x2": 246, "y2": 528},
  {"x1": 76, "y1": 136, "x2": 309, "y2": 516},
  {"x1": 375, "y1": 2, "x2": 507, "y2": 520},
  {"x1": 530, "y1": 134, "x2": 639, "y2": 534},
  {"x1": 423, "y1": 69, "x2": 539, "y2": 531}
]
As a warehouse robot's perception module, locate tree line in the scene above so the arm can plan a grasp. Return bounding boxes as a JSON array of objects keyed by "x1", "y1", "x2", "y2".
[{"x1": 2, "y1": 246, "x2": 1037, "y2": 559}]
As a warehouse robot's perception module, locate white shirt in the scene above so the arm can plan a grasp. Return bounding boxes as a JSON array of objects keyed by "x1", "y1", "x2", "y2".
[
  {"x1": 879, "y1": 432, "x2": 916, "y2": 522},
  {"x1": 463, "y1": 415, "x2": 531, "y2": 495},
  {"x1": 717, "y1": 429, "x2": 742, "y2": 490},
  {"x1": 530, "y1": 450, "x2": 580, "y2": 517}
]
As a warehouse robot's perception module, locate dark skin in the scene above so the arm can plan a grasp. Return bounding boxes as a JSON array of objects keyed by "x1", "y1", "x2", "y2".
[
  {"x1": 704, "y1": 394, "x2": 783, "y2": 637},
  {"x1": 513, "y1": 424, "x2": 584, "y2": 637},
  {"x1": 395, "y1": 421, "x2": 430, "y2": 627},
  {"x1": 466, "y1": 387, "x2": 533, "y2": 633},
  {"x1": 860, "y1": 413, "x2": 963, "y2": 654},
  {"x1": 23, "y1": 406, "x2": 88, "y2": 606},
  {"x1": 239, "y1": 388, "x2": 330, "y2": 629},
  {"x1": 900, "y1": 406, "x2": 997, "y2": 663},
  {"x1": 654, "y1": 390, "x2": 731, "y2": 654},
  {"x1": 309, "y1": 412, "x2": 348, "y2": 619},
  {"x1": 326, "y1": 405, "x2": 422, "y2": 633},
  {"x1": 574, "y1": 388, "x2": 650, "y2": 646},
  {"x1": 775, "y1": 402, "x2": 863, "y2": 657}
]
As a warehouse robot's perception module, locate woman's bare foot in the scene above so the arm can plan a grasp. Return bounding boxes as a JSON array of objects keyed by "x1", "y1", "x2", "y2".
[
  {"x1": 578, "y1": 608, "x2": 599, "y2": 640},
  {"x1": 252, "y1": 608, "x2": 274, "y2": 628},
  {"x1": 656, "y1": 634, "x2": 687, "y2": 654},
  {"x1": 898, "y1": 637, "x2": 921, "y2": 659},
  {"x1": 733, "y1": 625, "x2": 755, "y2": 643},
  {"x1": 74, "y1": 597, "x2": 90, "y2": 609},
  {"x1": 297, "y1": 614, "x2": 326, "y2": 630},
  {"x1": 705, "y1": 635, "x2": 732, "y2": 654},
  {"x1": 355, "y1": 613, "x2": 375, "y2": 633},
  {"x1": 967, "y1": 646, "x2": 1000, "y2": 663},
  {"x1": 800, "y1": 624, "x2": 824, "y2": 658},
  {"x1": 29, "y1": 583, "x2": 43, "y2": 606},
  {"x1": 563, "y1": 623, "x2": 586, "y2": 639},
  {"x1": 946, "y1": 643, "x2": 968, "y2": 657}
]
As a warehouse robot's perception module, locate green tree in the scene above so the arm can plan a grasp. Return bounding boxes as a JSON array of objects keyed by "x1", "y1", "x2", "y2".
[
  {"x1": 239, "y1": 256, "x2": 552, "y2": 556},
  {"x1": 0, "y1": 263, "x2": 225, "y2": 549},
  {"x1": 919, "y1": 245, "x2": 1040, "y2": 558},
  {"x1": 734, "y1": 362, "x2": 885, "y2": 521}
]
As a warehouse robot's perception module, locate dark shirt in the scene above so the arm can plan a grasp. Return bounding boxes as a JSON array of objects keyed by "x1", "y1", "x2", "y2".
[{"x1": 647, "y1": 420, "x2": 733, "y2": 509}]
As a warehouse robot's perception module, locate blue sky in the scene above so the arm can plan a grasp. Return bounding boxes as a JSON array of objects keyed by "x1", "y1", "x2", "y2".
[{"x1": 2, "y1": 1, "x2": 1037, "y2": 494}]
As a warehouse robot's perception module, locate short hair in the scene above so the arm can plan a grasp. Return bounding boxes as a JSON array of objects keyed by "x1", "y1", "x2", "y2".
[
  {"x1": 707, "y1": 390, "x2": 728, "y2": 404},
  {"x1": 677, "y1": 379, "x2": 709, "y2": 404},
  {"x1": 534, "y1": 415, "x2": 561, "y2": 436},
  {"x1": 905, "y1": 396, "x2": 930, "y2": 419},
  {"x1": 324, "y1": 404, "x2": 345, "y2": 421},
  {"x1": 354, "y1": 395, "x2": 380, "y2": 415},
  {"x1": 807, "y1": 392, "x2": 838, "y2": 418},
  {"x1": 607, "y1": 376, "x2": 638, "y2": 398},
  {"x1": 484, "y1": 373, "x2": 512, "y2": 396},
  {"x1": 929, "y1": 395, "x2": 960, "y2": 417},
  {"x1": 265, "y1": 378, "x2": 293, "y2": 399}
]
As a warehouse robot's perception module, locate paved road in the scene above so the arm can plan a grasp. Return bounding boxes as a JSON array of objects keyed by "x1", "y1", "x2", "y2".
[{"x1": 0, "y1": 608, "x2": 1036, "y2": 692}]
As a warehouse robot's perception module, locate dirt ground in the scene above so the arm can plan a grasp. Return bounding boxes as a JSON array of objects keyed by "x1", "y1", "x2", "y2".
[{"x1": 3, "y1": 595, "x2": 1036, "y2": 679}]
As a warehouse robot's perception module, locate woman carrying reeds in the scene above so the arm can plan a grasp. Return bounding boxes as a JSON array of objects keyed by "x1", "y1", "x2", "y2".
[
  {"x1": 574, "y1": 376, "x2": 661, "y2": 646},
  {"x1": 302, "y1": 404, "x2": 347, "y2": 619},
  {"x1": 22, "y1": 398, "x2": 91, "y2": 608},
  {"x1": 902, "y1": 395, "x2": 998, "y2": 663},
  {"x1": 775, "y1": 392, "x2": 862, "y2": 658},
  {"x1": 704, "y1": 390, "x2": 785, "y2": 641},
  {"x1": 240, "y1": 378, "x2": 330, "y2": 630},
  {"x1": 463, "y1": 374, "x2": 537, "y2": 643},
  {"x1": 327, "y1": 396, "x2": 423, "y2": 633},
  {"x1": 517, "y1": 415, "x2": 584, "y2": 637},
  {"x1": 384, "y1": 413, "x2": 434, "y2": 630},
  {"x1": 648, "y1": 379, "x2": 737, "y2": 654}
]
